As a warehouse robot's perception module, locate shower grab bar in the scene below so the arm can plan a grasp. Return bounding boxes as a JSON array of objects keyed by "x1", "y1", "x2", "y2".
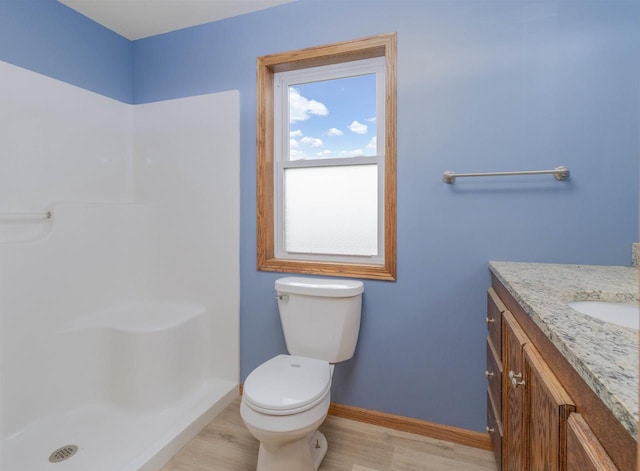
[
  {"x1": 442, "y1": 166, "x2": 570, "y2": 184},
  {"x1": 0, "y1": 211, "x2": 52, "y2": 221}
]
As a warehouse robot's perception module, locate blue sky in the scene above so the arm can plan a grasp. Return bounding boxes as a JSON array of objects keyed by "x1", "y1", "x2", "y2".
[{"x1": 288, "y1": 73, "x2": 377, "y2": 160}]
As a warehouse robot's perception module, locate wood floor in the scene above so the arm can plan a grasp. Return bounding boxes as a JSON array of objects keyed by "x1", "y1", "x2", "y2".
[{"x1": 160, "y1": 398, "x2": 498, "y2": 471}]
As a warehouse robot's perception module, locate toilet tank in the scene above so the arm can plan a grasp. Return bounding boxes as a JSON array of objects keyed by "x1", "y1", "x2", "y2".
[{"x1": 275, "y1": 277, "x2": 363, "y2": 363}]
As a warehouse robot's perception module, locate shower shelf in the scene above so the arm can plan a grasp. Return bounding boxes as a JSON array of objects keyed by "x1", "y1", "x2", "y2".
[{"x1": 60, "y1": 301, "x2": 206, "y2": 333}]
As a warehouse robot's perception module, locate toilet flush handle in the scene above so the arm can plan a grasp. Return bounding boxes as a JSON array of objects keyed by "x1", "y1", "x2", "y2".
[{"x1": 276, "y1": 295, "x2": 289, "y2": 301}]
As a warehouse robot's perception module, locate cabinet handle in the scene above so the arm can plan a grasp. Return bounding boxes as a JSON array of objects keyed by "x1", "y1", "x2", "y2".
[
  {"x1": 486, "y1": 426, "x2": 496, "y2": 433},
  {"x1": 485, "y1": 317, "x2": 495, "y2": 324},
  {"x1": 485, "y1": 370, "x2": 495, "y2": 379},
  {"x1": 511, "y1": 377, "x2": 526, "y2": 388},
  {"x1": 508, "y1": 370, "x2": 525, "y2": 388}
]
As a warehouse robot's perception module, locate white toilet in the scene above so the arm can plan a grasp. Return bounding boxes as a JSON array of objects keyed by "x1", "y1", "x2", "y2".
[{"x1": 240, "y1": 276, "x2": 364, "y2": 471}]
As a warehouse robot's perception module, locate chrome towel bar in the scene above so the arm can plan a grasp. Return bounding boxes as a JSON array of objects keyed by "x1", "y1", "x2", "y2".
[
  {"x1": 0, "y1": 211, "x2": 52, "y2": 221},
  {"x1": 442, "y1": 166, "x2": 570, "y2": 184}
]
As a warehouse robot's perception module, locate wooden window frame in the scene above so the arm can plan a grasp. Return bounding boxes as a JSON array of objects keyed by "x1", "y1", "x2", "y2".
[{"x1": 256, "y1": 33, "x2": 397, "y2": 281}]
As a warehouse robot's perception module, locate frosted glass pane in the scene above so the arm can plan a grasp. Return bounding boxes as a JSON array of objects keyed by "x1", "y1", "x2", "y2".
[{"x1": 284, "y1": 165, "x2": 378, "y2": 256}]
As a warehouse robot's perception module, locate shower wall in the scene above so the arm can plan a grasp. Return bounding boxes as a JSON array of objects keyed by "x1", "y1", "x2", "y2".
[
  {"x1": 0, "y1": 59, "x2": 240, "y2": 458},
  {"x1": 133, "y1": 92, "x2": 241, "y2": 384},
  {"x1": 0, "y1": 61, "x2": 132, "y2": 242}
]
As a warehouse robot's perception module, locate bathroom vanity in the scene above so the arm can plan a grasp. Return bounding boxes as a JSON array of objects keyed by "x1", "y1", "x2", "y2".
[{"x1": 486, "y1": 262, "x2": 638, "y2": 471}]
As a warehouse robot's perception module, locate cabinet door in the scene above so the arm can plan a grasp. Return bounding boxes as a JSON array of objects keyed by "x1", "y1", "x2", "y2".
[
  {"x1": 566, "y1": 413, "x2": 618, "y2": 471},
  {"x1": 502, "y1": 310, "x2": 528, "y2": 471},
  {"x1": 524, "y1": 343, "x2": 576, "y2": 471}
]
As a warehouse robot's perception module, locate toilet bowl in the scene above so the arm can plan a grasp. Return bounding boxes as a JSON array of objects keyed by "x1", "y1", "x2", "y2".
[
  {"x1": 240, "y1": 354, "x2": 332, "y2": 471},
  {"x1": 240, "y1": 277, "x2": 363, "y2": 471}
]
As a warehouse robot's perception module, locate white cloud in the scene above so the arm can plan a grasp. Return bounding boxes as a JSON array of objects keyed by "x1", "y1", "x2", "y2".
[
  {"x1": 339, "y1": 149, "x2": 365, "y2": 157},
  {"x1": 349, "y1": 120, "x2": 368, "y2": 134},
  {"x1": 316, "y1": 150, "x2": 332, "y2": 157},
  {"x1": 289, "y1": 88, "x2": 329, "y2": 123},
  {"x1": 290, "y1": 129, "x2": 303, "y2": 138},
  {"x1": 366, "y1": 116, "x2": 377, "y2": 122},
  {"x1": 290, "y1": 148, "x2": 306, "y2": 160},
  {"x1": 290, "y1": 139, "x2": 299, "y2": 149},
  {"x1": 327, "y1": 127, "x2": 343, "y2": 136},
  {"x1": 301, "y1": 136, "x2": 323, "y2": 147},
  {"x1": 366, "y1": 136, "x2": 377, "y2": 150}
]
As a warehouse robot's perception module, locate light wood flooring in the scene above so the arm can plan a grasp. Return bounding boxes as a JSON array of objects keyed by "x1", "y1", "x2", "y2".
[{"x1": 160, "y1": 398, "x2": 498, "y2": 471}]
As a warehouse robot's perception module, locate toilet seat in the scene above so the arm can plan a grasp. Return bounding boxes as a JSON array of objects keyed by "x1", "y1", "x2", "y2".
[{"x1": 244, "y1": 354, "x2": 331, "y2": 416}]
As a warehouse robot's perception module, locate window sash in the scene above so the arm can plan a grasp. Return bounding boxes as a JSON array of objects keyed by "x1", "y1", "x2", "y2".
[
  {"x1": 273, "y1": 59, "x2": 386, "y2": 264},
  {"x1": 274, "y1": 58, "x2": 386, "y2": 163},
  {"x1": 275, "y1": 159, "x2": 384, "y2": 263}
]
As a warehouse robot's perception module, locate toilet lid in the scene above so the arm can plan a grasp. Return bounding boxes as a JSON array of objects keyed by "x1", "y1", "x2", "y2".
[{"x1": 244, "y1": 354, "x2": 331, "y2": 415}]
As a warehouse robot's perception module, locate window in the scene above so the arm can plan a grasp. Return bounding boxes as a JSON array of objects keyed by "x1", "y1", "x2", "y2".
[{"x1": 257, "y1": 34, "x2": 396, "y2": 281}]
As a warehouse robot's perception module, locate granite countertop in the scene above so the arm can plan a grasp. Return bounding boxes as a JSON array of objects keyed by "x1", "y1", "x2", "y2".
[{"x1": 489, "y1": 261, "x2": 639, "y2": 439}]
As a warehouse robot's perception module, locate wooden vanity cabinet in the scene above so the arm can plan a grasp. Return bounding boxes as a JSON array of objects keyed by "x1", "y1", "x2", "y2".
[{"x1": 488, "y1": 276, "x2": 632, "y2": 471}]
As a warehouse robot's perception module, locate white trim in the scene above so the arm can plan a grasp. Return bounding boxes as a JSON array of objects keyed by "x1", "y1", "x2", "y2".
[{"x1": 273, "y1": 57, "x2": 386, "y2": 264}]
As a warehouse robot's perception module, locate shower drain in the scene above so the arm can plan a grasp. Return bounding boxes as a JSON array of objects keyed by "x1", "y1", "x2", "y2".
[{"x1": 48, "y1": 445, "x2": 78, "y2": 463}]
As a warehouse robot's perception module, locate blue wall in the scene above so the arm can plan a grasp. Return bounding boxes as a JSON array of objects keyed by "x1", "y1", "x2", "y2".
[
  {"x1": 2, "y1": 0, "x2": 639, "y2": 432},
  {"x1": 0, "y1": 0, "x2": 132, "y2": 102},
  {"x1": 133, "y1": 0, "x2": 639, "y2": 431}
]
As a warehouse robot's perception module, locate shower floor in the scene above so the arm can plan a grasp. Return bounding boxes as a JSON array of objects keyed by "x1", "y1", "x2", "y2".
[{"x1": 2, "y1": 379, "x2": 237, "y2": 471}]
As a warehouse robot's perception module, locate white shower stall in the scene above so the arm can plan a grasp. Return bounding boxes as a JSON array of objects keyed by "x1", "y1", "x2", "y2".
[{"x1": 0, "y1": 61, "x2": 240, "y2": 470}]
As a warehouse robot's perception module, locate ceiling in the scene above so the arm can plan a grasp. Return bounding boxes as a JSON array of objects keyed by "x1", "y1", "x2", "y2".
[{"x1": 58, "y1": 0, "x2": 295, "y2": 40}]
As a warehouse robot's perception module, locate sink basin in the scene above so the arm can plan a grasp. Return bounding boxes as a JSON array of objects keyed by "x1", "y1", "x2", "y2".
[{"x1": 568, "y1": 301, "x2": 639, "y2": 330}]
